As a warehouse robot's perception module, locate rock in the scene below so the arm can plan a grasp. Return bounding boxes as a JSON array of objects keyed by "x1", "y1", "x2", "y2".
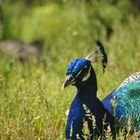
[{"x1": 0, "y1": 40, "x2": 42, "y2": 61}]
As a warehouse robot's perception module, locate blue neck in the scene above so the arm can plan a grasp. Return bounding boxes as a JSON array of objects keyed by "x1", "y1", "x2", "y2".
[
  {"x1": 75, "y1": 66, "x2": 115, "y2": 133},
  {"x1": 76, "y1": 66, "x2": 97, "y2": 101}
]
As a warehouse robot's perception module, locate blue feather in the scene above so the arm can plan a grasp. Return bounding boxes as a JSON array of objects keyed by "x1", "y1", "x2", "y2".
[
  {"x1": 66, "y1": 58, "x2": 90, "y2": 75},
  {"x1": 102, "y1": 80, "x2": 140, "y2": 130}
]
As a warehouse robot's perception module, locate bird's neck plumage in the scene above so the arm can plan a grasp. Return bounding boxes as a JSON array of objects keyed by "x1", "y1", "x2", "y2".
[
  {"x1": 74, "y1": 66, "x2": 115, "y2": 135},
  {"x1": 75, "y1": 65, "x2": 115, "y2": 122},
  {"x1": 76, "y1": 66, "x2": 98, "y2": 101}
]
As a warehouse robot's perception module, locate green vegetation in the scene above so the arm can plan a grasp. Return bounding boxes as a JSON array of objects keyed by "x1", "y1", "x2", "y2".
[{"x1": 0, "y1": 0, "x2": 140, "y2": 139}]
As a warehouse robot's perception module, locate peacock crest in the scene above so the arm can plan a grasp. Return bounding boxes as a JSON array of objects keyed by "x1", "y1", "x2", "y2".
[{"x1": 86, "y1": 39, "x2": 108, "y2": 73}]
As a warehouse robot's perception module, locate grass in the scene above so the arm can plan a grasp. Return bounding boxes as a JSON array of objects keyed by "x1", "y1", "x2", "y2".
[
  {"x1": 0, "y1": 0, "x2": 140, "y2": 139},
  {"x1": 82, "y1": 104, "x2": 140, "y2": 140},
  {"x1": 0, "y1": 58, "x2": 67, "y2": 139}
]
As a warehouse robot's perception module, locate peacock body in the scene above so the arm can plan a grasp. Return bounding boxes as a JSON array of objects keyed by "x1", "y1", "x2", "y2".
[
  {"x1": 102, "y1": 73, "x2": 140, "y2": 130},
  {"x1": 62, "y1": 40, "x2": 140, "y2": 139}
]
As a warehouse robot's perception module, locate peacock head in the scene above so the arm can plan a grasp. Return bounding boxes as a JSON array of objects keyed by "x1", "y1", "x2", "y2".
[
  {"x1": 62, "y1": 39, "x2": 108, "y2": 90},
  {"x1": 62, "y1": 58, "x2": 91, "y2": 89}
]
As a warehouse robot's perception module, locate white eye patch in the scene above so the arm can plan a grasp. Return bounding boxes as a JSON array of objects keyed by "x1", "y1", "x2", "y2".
[
  {"x1": 74, "y1": 66, "x2": 91, "y2": 81},
  {"x1": 82, "y1": 67, "x2": 91, "y2": 82}
]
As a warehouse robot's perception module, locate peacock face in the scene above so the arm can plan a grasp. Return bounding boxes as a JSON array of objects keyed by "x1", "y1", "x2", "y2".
[{"x1": 62, "y1": 58, "x2": 91, "y2": 90}]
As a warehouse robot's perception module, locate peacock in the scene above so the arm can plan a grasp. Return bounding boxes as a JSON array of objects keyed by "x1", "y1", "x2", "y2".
[{"x1": 62, "y1": 39, "x2": 140, "y2": 139}]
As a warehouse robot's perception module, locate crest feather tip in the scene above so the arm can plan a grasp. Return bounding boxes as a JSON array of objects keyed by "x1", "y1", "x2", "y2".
[{"x1": 85, "y1": 39, "x2": 108, "y2": 73}]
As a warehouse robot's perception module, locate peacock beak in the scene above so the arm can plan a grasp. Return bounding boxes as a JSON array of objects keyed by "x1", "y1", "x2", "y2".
[{"x1": 62, "y1": 74, "x2": 75, "y2": 91}]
